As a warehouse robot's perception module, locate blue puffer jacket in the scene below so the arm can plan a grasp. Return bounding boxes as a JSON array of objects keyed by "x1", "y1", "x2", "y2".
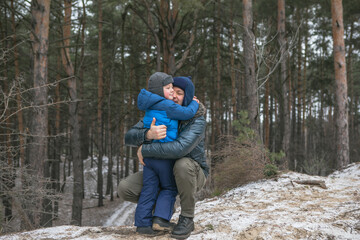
[
  {"x1": 137, "y1": 89, "x2": 199, "y2": 142},
  {"x1": 125, "y1": 102, "x2": 209, "y2": 177}
]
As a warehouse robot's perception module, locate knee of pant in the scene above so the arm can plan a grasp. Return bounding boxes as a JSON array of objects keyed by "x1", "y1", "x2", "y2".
[
  {"x1": 174, "y1": 158, "x2": 195, "y2": 180},
  {"x1": 117, "y1": 180, "x2": 131, "y2": 201}
]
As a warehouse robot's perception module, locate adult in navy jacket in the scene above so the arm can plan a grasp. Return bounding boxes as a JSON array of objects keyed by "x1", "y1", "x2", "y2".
[{"x1": 119, "y1": 76, "x2": 209, "y2": 239}]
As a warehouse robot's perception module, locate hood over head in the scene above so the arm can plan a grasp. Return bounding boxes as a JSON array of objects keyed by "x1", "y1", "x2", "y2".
[{"x1": 173, "y1": 76, "x2": 195, "y2": 106}]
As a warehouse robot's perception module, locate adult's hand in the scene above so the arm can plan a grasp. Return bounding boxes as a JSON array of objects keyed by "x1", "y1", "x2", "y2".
[
  {"x1": 146, "y1": 117, "x2": 167, "y2": 140},
  {"x1": 137, "y1": 145, "x2": 145, "y2": 166},
  {"x1": 193, "y1": 96, "x2": 199, "y2": 103}
]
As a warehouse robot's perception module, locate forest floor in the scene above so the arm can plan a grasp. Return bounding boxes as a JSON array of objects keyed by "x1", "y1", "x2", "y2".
[
  {"x1": 1, "y1": 161, "x2": 360, "y2": 239},
  {"x1": 53, "y1": 156, "x2": 136, "y2": 228},
  {"x1": 1, "y1": 157, "x2": 137, "y2": 233}
]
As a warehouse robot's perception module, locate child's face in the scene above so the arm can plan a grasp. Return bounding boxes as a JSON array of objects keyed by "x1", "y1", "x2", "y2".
[{"x1": 163, "y1": 83, "x2": 174, "y2": 100}]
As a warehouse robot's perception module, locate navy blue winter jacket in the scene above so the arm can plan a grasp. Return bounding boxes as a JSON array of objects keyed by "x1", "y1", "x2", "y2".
[{"x1": 137, "y1": 89, "x2": 199, "y2": 142}]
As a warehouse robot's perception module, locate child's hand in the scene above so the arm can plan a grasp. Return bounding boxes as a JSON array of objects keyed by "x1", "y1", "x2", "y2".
[
  {"x1": 137, "y1": 145, "x2": 145, "y2": 166},
  {"x1": 193, "y1": 96, "x2": 199, "y2": 103}
]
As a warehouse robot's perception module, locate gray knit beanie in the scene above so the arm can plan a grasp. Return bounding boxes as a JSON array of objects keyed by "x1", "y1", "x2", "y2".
[{"x1": 148, "y1": 72, "x2": 174, "y2": 97}]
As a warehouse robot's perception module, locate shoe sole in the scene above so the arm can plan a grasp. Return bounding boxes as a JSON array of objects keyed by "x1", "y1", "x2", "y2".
[
  {"x1": 170, "y1": 232, "x2": 191, "y2": 239},
  {"x1": 136, "y1": 231, "x2": 164, "y2": 237},
  {"x1": 152, "y1": 223, "x2": 173, "y2": 231},
  {"x1": 171, "y1": 225, "x2": 194, "y2": 239}
]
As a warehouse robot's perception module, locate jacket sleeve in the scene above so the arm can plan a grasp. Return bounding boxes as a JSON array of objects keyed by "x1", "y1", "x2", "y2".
[
  {"x1": 165, "y1": 100, "x2": 199, "y2": 121},
  {"x1": 141, "y1": 116, "x2": 206, "y2": 159},
  {"x1": 124, "y1": 120, "x2": 152, "y2": 147}
]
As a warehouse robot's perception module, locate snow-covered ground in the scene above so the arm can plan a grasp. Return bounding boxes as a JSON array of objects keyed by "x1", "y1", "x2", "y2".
[{"x1": 1, "y1": 163, "x2": 360, "y2": 240}]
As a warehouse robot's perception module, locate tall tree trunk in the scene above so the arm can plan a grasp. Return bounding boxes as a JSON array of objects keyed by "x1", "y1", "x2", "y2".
[
  {"x1": 290, "y1": 56, "x2": 296, "y2": 169},
  {"x1": 296, "y1": 7, "x2": 302, "y2": 155},
  {"x1": 302, "y1": 10, "x2": 308, "y2": 158},
  {"x1": 79, "y1": 0, "x2": 88, "y2": 162},
  {"x1": 347, "y1": 21, "x2": 354, "y2": 161},
  {"x1": 11, "y1": 0, "x2": 25, "y2": 170},
  {"x1": 130, "y1": 16, "x2": 139, "y2": 174},
  {"x1": 168, "y1": 0, "x2": 178, "y2": 74},
  {"x1": 61, "y1": 0, "x2": 83, "y2": 225},
  {"x1": 269, "y1": 83, "x2": 274, "y2": 151},
  {"x1": 5, "y1": 0, "x2": 19, "y2": 221},
  {"x1": 1, "y1": 7, "x2": 14, "y2": 222},
  {"x1": 229, "y1": 3, "x2": 236, "y2": 127},
  {"x1": 142, "y1": 1, "x2": 161, "y2": 71},
  {"x1": 106, "y1": 79, "x2": 113, "y2": 199},
  {"x1": 106, "y1": 41, "x2": 115, "y2": 199},
  {"x1": 53, "y1": 50, "x2": 62, "y2": 219},
  {"x1": 119, "y1": 121, "x2": 125, "y2": 179},
  {"x1": 243, "y1": 0, "x2": 259, "y2": 133},
  {"x1": 78, "y1": 0, "x2": 87, "y2": 199},
  {"x1": 146, "y1": 6, "x2": 152, "y2": 81},
  {"x1": 264, "y1": 74, "x2": 270, "y2": 148},
  {"x1": 160, "y1": 0, "x2": 169, "y2": 73},
  {"x1": 159, "y1": 0, "x2": 178, "y2": 74},
  {"x1": 215, "y1": 0, "x2": 221, "y2": 137},
  {"x1": 134, "y1": 1, "x2": 193, "y2": 75},
  {"x1": 331, "y1": 0, "x2": 349, "y2": 169},
  {"x1": 29, "y1": 0, "x2": 51, "y2": 228},
  {"x1": 97, "y1": 0, "x2": 104, "y2": 207},
  {"x1": 278, "y1": 0, "x2": 290, "y2": 167}
]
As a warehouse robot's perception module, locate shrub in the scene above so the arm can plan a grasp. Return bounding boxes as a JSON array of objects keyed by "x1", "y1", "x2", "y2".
[
  {"x1": 263, "y1": 164, "x2": 278, "y2": 177},
  {"x1": 211, "y1": 111, "x2": 282, "y2": 195},
  {"x1": 212, "y1": 135, "x2": 268, "y2": 195}
]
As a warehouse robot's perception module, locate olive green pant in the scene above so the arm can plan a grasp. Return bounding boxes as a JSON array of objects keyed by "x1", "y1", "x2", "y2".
[{"x1": 118, "y1": 157, "x2": 206, "y2": 218}]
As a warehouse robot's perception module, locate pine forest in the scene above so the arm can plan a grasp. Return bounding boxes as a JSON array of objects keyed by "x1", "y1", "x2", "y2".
[{"x1": 0, "y1": 0, "x2": 359, "y2": 233}]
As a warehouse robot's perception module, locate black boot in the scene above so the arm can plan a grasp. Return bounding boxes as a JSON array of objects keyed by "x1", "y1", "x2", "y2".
[
  {"x1": 136, "y1": 226, "x2": 162, "y2": 236},
  {"x1": 171, "y1": 215, "x2": 194, "y2": 239},
  {"x1": 152, "y1": 216, "x2": 175, "y2": 231}
]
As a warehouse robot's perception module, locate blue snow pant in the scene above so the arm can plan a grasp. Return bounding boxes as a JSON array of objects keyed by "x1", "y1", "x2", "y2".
[{"x1": 134, "y1": 157, "x2": 177, "y2": 227}]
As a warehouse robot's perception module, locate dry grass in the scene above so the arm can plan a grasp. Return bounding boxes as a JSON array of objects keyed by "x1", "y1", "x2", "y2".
[{"x1": 212, "y1": 136, "x2": 268, "y2": 195}]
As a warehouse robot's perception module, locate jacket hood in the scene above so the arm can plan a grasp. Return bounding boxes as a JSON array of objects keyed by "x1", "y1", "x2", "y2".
[
  {"x1": 137, "y1": 89, "x2": 164, "y2": 111},
  {"x1": 173, "y1": 76, "x2": 195, "y2": 106}
]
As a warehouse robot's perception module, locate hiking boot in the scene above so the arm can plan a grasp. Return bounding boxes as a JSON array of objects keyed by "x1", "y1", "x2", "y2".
[
  {"x1": 171, "y1": 215, "x2": 194, "y2": 239},
  {"x1": 136, "y1": 226, "x2": 162, "y2": 236},
  {"x1": 152, "y1": 216, "x2": 176, "y2": 231}
]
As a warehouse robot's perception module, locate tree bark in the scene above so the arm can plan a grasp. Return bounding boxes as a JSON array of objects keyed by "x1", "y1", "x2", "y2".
[
  {"x1": 29, "y1": 0, "x2": 51, "y2": 228},
  {"x1": 1, "y1": 6, "x2": 14, "y2": 222},
  {"x1": 106, "y1": 40, "x2": 115, "y2": 200},
  {"x1": 243, "y1": 0, "x2": 259, "y2": 133},
  {"x1": 215, "y1": 0, "x2": 221, "y2": 137},
  {"x1": 79, "y1": 0, "x2": 88, "y2": 162},
  {"x1": 302, "y1": 10, "x2": 308, "y2": 155},
  {"x1": 141, "y1": 0, "x2": 161, "y2": 71},
  {"x1": 347, "y1": 21, "x2": 354, "y2": 160},
  {"x1": 331, "y1": 0, "x2": 349, "y2": 169},
  {"x1": 229, "y1": 3, "x2": 236, "y2": 127},
  {"x1": 11, "y1": 0, "x2": 25, "y2": 169},
  {"x1": 264, "y1": 74, "x2": 270, "y2": 148},
  {"x1": 53, "y1": 49, "x2": 61, "y2": 218},
  {"x1": 160, "y1": 0, "x2": 169, "y2": 73},
  {"x1": 61, "y1": 0, "x2": 83, "y2": 225},
  {"x1": 278, "y1": 0, "x2": 290, "y2": 166},
  {"x1": 97, "y1": 0, "x2": 104, "y2": 207},
  {"x1": 296, "y1": 7, "x2": 302, "y2": 152}
]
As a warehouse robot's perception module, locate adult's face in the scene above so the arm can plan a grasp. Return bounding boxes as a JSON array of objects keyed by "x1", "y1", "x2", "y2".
[{"x1": 173, "y1": 87, "x2": 184, "y2": 106}]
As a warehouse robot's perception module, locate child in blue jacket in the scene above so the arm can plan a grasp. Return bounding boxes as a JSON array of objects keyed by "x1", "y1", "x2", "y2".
[{"x1": 135, "y1": 72, "x2": 199, "y2": 235}]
